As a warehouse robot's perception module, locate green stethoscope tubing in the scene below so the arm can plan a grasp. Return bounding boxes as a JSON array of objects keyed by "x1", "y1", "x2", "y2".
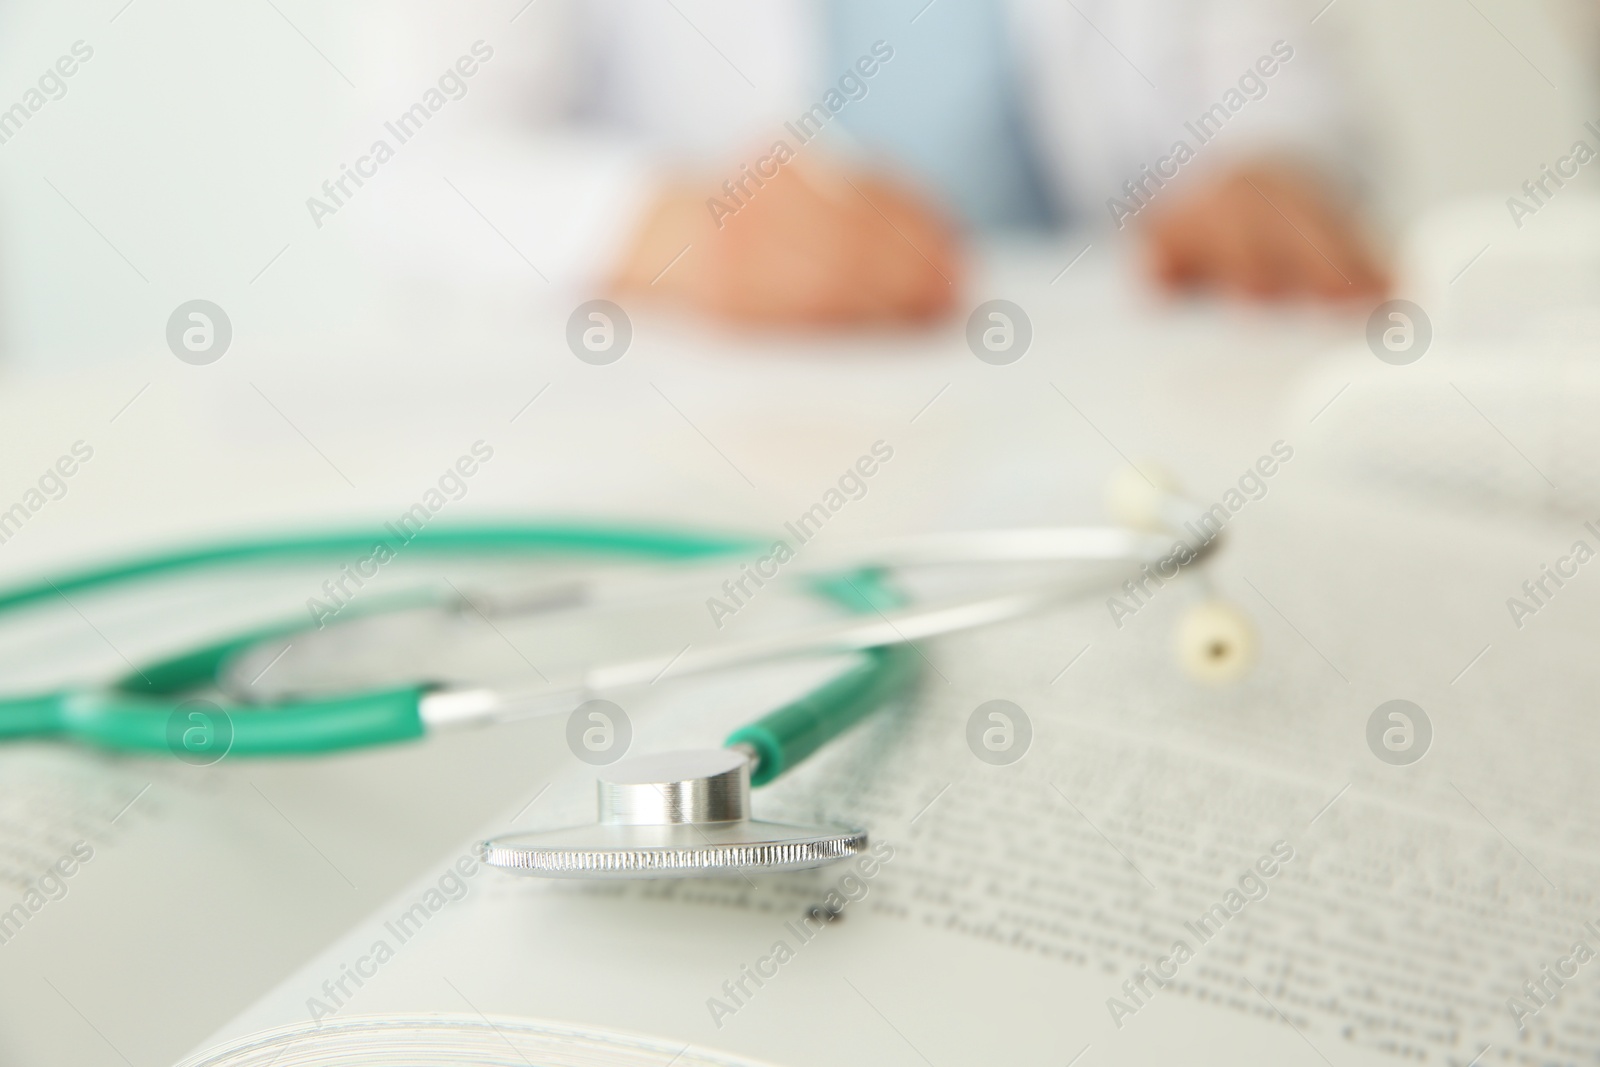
[{"x1": 0, "y1": 524, "x2": 918, "y2": 785}]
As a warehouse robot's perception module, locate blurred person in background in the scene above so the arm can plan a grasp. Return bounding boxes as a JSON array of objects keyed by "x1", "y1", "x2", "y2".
[{"x1": 470, "y1": 0, "x2": 1389, "y2": 328}]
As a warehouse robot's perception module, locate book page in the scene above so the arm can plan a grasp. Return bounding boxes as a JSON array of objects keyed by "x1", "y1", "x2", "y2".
[
  {"x1": 0, "y1": 574, "x2": 583, "y2": 1067},
  {"x1": 195, "y1": 485, "x2": 1600, "y2": 1067}
]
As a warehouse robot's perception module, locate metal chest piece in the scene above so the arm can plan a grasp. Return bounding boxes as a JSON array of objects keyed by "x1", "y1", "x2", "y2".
[{"x1": 480, "y1": 749, "x2": 866, "y2": 878}]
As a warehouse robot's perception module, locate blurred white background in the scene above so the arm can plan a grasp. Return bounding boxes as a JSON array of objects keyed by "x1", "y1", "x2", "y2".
[{"x1": 0, "y1": 0, "x2": 1595, "y2": 372}]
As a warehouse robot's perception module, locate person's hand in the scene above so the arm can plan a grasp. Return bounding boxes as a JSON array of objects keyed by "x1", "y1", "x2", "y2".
[
  {"x1": 1140, "y1": 161, "x2": 1387, "y2": 302},
  {"x1": 611, "y1": 161, "x2": 963, "y2": 327}
]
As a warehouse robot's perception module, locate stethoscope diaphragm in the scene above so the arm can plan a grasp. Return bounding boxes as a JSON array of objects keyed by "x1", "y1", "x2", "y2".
[{"x1": 480, "y1": 748, "x2": 866, "y2": 878}]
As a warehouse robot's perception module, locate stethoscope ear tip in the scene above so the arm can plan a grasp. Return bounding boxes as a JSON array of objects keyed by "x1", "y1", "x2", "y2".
[
  {"x1": 1105, "y1": 461, "x2": 1180, "y2": 532},
  {"x1": 1175, "y1": 599, "x2": 1257, "y2": 683}
]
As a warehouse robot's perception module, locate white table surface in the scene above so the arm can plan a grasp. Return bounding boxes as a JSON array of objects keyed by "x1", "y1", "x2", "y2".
[{"x1": 0, "y1": 239, "x2": 1459, "y2": 1066}]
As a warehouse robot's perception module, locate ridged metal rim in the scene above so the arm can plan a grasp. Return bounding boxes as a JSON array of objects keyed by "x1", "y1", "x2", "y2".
[{"x1": 480, "y1": 829, "x2": 866, "y2": 877}]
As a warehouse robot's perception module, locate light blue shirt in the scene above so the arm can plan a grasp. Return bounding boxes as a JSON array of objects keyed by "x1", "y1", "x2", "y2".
[{"x1": 825, "y1": 0, "x2": 1057, "y2": 230}]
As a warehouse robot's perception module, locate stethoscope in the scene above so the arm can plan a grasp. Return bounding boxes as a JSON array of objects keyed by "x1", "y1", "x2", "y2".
[{"x1": 0, "y1": 474, "x2": 1248, "y2": 878}]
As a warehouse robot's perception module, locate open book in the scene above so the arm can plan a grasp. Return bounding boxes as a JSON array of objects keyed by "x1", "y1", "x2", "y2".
[{"x1": 157, "y1": 482, "x2": 1600, "y2": 1067}]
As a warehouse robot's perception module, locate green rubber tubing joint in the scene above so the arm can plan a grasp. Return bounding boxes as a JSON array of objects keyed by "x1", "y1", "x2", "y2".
[
  {"x1": 726, "y1": 568, "x2": 920, "y2": 786},
  {"x1": 727, "y1": 644, "x2": 920, "y2": 786},
  {"x1": 0, "y1": 523, "x2": 762, "y2": 756}
]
